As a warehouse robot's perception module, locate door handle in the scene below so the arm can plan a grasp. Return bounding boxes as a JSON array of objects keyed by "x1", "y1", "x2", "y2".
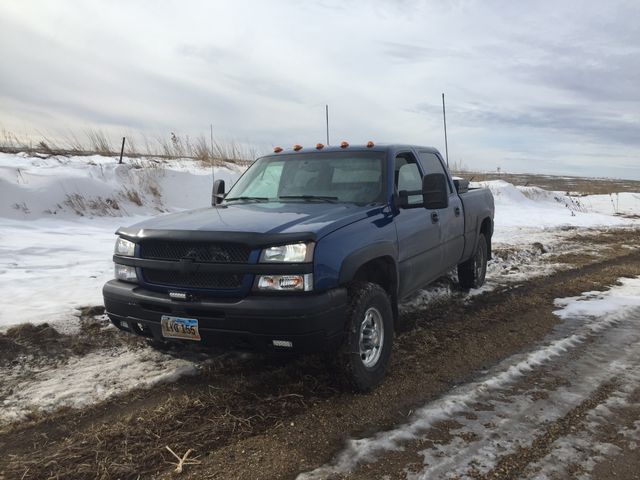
[
  {"x1": 431, "y1": 212, "x2": 439, "y2": 223},
  {"x1": 454, "y1": 207, "x2": 461, "y2": 217}
]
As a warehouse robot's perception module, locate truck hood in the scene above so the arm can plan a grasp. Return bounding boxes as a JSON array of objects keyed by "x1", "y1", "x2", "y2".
[{"x1": 125, "y1": 202, "x2": 383, "y2": 240}]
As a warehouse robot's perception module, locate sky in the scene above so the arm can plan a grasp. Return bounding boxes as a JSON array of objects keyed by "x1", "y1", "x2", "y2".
[{"x1": 1, "y1": 0, "x2": 639, "y2": 179}]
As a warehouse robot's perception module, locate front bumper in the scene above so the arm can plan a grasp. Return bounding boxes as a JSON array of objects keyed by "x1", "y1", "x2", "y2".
[{"x1": 102, "y1": 280, "x2": 348, "y2": 353}]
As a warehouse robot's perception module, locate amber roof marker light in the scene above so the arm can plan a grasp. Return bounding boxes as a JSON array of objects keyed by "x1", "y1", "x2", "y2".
[
  {"x1": 315, "y1": 143, "x2": 324, "y2": 150},
  {"x1": 293, "y1": 144, "x2": 303, "y2": 151},
  {"x1": 366, "y1": 141, "x2": 375, "y2": 148},
  {"x1": 273, "y1": 146, "x2": 283, "y2": 153},
  {"x1": 340, "y1": 141, "x2": 349, "y2": 149}
]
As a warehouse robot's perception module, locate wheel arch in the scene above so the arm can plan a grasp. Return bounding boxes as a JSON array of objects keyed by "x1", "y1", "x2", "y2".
[
  {"x1": 478, "y1": 217, "x2": 493, "y2": 260},
  {"x1": 338, "y1": 244, "x2": 399, "y2": 321}
]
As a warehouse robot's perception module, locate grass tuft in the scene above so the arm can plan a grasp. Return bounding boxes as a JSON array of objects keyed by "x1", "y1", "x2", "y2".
[{"x1": 0, "y1": 127, "x2": 257, "y2": 165}]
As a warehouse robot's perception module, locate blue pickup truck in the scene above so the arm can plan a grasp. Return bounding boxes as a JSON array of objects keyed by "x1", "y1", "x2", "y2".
[{"x1": 103, "y1": 143, "x2": 494, "y2": 391}]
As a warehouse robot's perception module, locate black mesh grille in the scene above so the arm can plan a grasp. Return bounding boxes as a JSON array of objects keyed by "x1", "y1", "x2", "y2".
[
  {"x1": 140, "y1": 241, "x2": 250, "y2": 263},
  {"x1": 143, "y1": 269, "x2": 243, "y2": 289}
]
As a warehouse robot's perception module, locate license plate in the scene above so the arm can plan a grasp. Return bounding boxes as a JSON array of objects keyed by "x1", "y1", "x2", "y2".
[{"x1": 161, "y1": 315, "x2": 201, "y2": 341}]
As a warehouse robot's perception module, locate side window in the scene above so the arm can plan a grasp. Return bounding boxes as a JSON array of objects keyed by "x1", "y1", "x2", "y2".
[
  {"x1": 394, "y1": 153, "x2": 423, "y2": 205},
  {"x1": 417, "y1": 151, "x2": 453, "y2": 194}
]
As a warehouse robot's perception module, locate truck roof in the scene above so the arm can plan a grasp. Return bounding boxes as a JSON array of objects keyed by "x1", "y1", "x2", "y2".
[{"x1": 261, "y1": 144, "x2": 441, "y2": 158}]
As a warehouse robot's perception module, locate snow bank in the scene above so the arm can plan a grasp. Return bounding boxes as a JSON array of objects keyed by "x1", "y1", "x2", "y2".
[
  {"x1": 0, "y1": 153, "x2": 244, "y2": 330},
  {"x1": 475, "y1": 180, "x2": 638, "y2": 233},
  {"x1": 0, "y1": 152, "x2": 244, "y2": 219}
]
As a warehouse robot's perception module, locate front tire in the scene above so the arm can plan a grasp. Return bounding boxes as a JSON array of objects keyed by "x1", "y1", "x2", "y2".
[
  {"x1": 338, "y1": 282, "x2": 394, "y2": 392},
  {"x1": 458, "y1": 232, "x2": 488, "y2": 289}
]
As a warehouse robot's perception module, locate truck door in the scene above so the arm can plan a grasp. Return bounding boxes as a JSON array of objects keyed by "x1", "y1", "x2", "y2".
[
  {"x1": 417, "y1": 150, "x2": 465, "y2": 269},
  {"x1": 393, "y1": 151, "x2": 444, "y2": 297}
]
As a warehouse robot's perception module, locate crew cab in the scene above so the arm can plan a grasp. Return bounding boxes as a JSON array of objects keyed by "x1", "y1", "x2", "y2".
[{"x1": 103, "y1": 143, "x2": 494, "y2": 391}]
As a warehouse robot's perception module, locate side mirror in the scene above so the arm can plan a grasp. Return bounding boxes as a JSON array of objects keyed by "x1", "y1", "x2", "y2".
[
  {"x1": 211, "y1": 179, "x2": 225, "y2": 206},
  {"x1": 423, "y1": 174, "x2": 448, "y2": 210}
]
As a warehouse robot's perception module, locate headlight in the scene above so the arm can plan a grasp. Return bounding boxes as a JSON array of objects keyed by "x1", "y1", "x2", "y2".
[
  {"x1": 259, "y1": 242, "x2": 313, "y2": 263},
  {"x1": 115, "y1": 264, "x2": 137, "y2": 282},
  {"x1": 255, "y1": 274, "x2": 313, "y2": 291},
  {"x1": 115, "y1": 237, "x2": 136, "y2": 256}
]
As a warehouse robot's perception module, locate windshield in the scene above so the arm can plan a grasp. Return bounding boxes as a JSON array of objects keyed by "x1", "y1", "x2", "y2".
[{"x1": 225, "y1": 151, "x2": 386, "y2": 205}]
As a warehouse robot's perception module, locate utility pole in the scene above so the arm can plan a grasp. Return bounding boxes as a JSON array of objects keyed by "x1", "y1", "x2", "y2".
[
  {"x1": 325, "y1": 104, "x2": 330, "y2": 145},
  {"x1": 442, "y1": 93, "x2": 449, "y2": 168}
]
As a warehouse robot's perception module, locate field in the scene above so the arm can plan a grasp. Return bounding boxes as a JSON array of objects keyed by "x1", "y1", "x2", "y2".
[
  {"x1": 1, "y1": 153, "x2": 640, "y2": 479},
  {"x1": 455, "y1": 170, "x2": 640, "y2": 196}
]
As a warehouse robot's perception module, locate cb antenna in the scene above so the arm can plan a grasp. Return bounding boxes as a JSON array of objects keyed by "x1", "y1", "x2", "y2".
[
  {"x1": 325, "y1": 104, "x2": 330, "y2": 145},
  {"x1": 210, "y1": 123, "x2": 215, "y2": 182},
  {"x1": 442, "y1": 93, "x2": 449, "y2": 168}
]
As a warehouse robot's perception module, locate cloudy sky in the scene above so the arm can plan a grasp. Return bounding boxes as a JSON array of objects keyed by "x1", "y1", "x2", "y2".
[{"x1": 1, "y1": 0, "x2": 639, "y2": 178}]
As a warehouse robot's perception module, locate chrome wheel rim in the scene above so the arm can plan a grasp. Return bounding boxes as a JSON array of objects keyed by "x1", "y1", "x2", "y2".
[{"x1": 359, "y1": 307, "x2": 384, "y2": 368}]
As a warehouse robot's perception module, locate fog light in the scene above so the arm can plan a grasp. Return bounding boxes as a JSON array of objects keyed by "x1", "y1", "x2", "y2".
[
  {"x1": 256, "y1": 274, "x2": 313, "y2": 291},
  {"x1": 115, "y1": 264, "x2": 137, "y2": 282},
  {"x1": 169, "y1": 291, "x2": 188, "y2": 301}
]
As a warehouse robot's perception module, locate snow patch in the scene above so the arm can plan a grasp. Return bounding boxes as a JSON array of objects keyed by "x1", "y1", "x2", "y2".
[
  {"x1": 553, "y1": 277, "x2": 640, "y2": 321},
  {"x1": 0, "y1": 346, "x2": 199, "y2": 425}
]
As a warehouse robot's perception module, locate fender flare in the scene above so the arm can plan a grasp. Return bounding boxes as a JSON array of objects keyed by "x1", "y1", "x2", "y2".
[
  {"x1": 338, "y1": 242, "x2": 398, "y2": 292},
  {"x1": 475, "y1": 215, "x2": 493, "y2": 259}
]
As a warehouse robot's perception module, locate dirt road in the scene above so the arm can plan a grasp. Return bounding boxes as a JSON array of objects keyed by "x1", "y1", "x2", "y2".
[{"x1": 1, "y1": 230, "x2": 639, "y2": 480}]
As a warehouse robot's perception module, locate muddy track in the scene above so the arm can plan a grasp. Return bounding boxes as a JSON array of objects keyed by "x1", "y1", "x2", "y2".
[{"x1": 2, "y1": 239, "x2": 640, "y2": 480}]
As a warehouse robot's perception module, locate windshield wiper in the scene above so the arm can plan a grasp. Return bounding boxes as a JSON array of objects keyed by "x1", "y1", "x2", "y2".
[
  {"x1": 224, "y1": 196, "x2": 269, "y2": 203},
  {"x1": 279, "y1": 195, "x2": 339, "y2": 203}
]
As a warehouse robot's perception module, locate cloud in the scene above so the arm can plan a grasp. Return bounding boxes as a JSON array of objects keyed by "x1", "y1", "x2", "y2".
[{"x1": 0, "y1": 0, "x2": 639, "y2": 178}]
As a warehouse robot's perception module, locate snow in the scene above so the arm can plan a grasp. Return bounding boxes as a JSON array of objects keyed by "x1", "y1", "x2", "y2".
[
  {"x1": 0, "y1": 152, "x2": 243, "y2": 219},
  {"x1": 0, "y1": 216, "x2": 140, "y2": 332},
  {"x1": 0, "y1": 345, "x2": 200, "y2": 424},
  {"x1": 553, "y1": 279, "x2": 640, "y2": 321},
  {"x1": 474, "y1": 181, "x2": 639, "y2": 244},
  {"x1": 0, "y1": 153, "x2": 243, "y2": 330}
]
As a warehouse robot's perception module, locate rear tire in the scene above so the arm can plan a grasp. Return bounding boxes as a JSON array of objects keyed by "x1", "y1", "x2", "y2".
[
  {"x1": 458, "y1": 232, "x2": 488, "y2": 289},
  {"x1": 337, "y1": 282, "x2": 394, "y2": 392}
]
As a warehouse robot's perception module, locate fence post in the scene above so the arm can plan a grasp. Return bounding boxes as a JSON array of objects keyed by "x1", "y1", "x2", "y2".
[{"x1": 119, "y1": 137, "x2": 126, "y2": 164}]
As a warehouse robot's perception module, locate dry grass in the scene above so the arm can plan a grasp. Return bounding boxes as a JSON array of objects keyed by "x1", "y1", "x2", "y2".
[
  {"x1": 0, "y1": 127, "x2": 257, "y2": 165},
  {"x1": 63, "y1": 193, "x2": 122, "y2": 216},
  {"x1": 453, "y1": 170, "x2": 640, "y2": 195}
]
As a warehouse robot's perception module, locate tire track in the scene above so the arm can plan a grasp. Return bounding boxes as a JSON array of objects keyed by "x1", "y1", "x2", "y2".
[{"x1": 300, "y1": 280, "x2": 640, "y2": 480}]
